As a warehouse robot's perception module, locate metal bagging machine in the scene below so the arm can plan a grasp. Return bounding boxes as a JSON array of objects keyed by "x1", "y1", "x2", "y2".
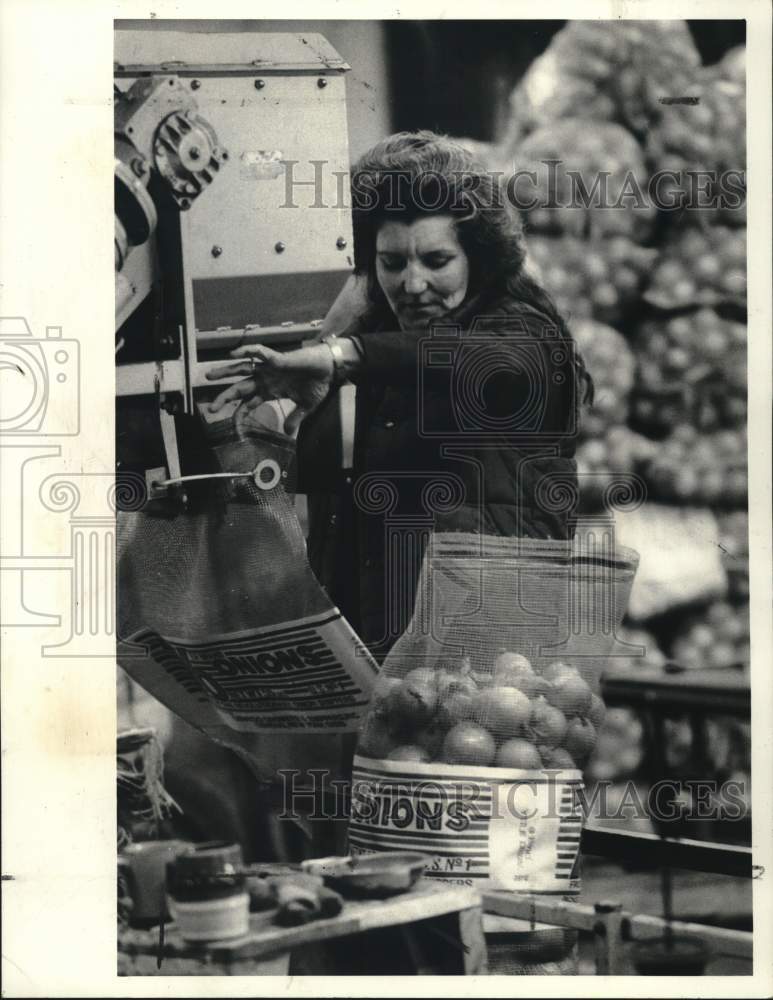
[{"x1": 114, "y1": 28, "x2": 354, "y2": 490}]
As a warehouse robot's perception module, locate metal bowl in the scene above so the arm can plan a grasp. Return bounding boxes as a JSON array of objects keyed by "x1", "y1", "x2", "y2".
[{"x1": 303, "y1": 852, "x2": 429, "y2": 898}]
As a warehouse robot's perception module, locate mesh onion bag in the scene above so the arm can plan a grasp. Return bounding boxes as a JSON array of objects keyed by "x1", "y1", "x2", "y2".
[
  {"x1": 349, "y1": 533, "x2": 638, "y2": 895},
  {"x1": 117, "y1": 406, "x2": 378, "y2": 786}
]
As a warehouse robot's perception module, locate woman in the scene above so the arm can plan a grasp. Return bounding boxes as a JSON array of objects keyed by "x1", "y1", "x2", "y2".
[{"x1": 208, "y1": 131, "x2": 593, "y2": 658}]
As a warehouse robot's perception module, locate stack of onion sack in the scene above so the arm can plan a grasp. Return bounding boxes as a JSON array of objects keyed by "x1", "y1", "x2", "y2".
[
  {"x1": 585, "y1": 624, "x2": 665, "y2": 784},
  {"x1": 511, "y1": 121, "x2": 656, "y2": 242},
  {"x1": 643, "y1": 226, "x2": 747, "y2": 311},
  {"x1": 502, "y1": 20, "x2": 700, "y2": 142},
  {"x1": 526, "y1": 236, "x2": 657, "y2": 326},
  {"x1": 575, "y1": 428, "x2": 658, "y2": 514},
  {"x1": 668, "y1": 599, "x2": 750, "y2": 673},
  {"x1": 587, "y1": 708, "x2": 646, "y2": 784},
  {"x1": 631, "y1": 309, "x2": 747, "y2": 434},
  {"x1": 562, "y1": 318, "x2": 652, "y2": 512},
  {"x1": 117, "y1": 404, "x2": 377, "y2": 789},
  {"x1": 642, "y1": 56, "x2": 746, "y2": 224},
  {"x1": 594, "y1": 621, "x2": 667, "y2": 675},
  {"x1": 570, "y1": 320, "x2": 636, "y2": 437},
  {"x1": 349, "y1": 534, "x2": 638, "y2": 895},
  {"x1": 639, "y1": 425, "x2": 747, "y2": 507}
]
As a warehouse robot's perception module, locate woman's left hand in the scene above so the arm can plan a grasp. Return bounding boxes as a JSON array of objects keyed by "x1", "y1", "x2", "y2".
[{"x1": 205, "y1": 343, "x2": 334, "y2": 435}]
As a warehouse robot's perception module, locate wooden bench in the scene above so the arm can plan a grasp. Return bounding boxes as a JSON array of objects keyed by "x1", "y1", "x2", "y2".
[{"x1": 118, "y1": 880, "x2": 487, "y2": 976}]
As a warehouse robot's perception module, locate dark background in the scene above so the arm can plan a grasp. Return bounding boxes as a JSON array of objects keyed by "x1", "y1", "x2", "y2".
[{"x1": 385, "y1": 20, "x2": 747, "y2": 140}]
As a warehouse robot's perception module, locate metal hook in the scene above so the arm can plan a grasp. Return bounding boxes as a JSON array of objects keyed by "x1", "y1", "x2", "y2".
[{"x1": 151, "y1": 458, "x2": 282, "y2": 492}]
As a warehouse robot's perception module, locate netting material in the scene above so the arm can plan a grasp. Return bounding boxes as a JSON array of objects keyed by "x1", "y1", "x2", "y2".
[
  {"x1": 118, "y1": 412, "x2": 377, "y2": 786},
  {"x1": 350, "y1": 532, "x2": 638, "y2": 893}
]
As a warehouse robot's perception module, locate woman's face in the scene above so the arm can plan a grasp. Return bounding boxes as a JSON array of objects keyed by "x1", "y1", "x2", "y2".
[{"x1": 375, "y1": 215, "x2": 470, "y2": 331}]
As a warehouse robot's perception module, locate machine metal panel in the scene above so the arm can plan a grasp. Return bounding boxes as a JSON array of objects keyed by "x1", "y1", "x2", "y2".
[
  {"x1": 181, "y1": 74, "x2": 353, "y2": 288},
  {"x1": 193, "y1": 271, "x2": 350, "y2": 332},
  {"x1": 115, "y1": 34, "x2": 354, "y2": 337},
  {"x1": 114, "y1": 30, "x2": 349, "y2": 75},
  {"x1": 115, "y1": 28, "x2": 356, "y2": 420}
]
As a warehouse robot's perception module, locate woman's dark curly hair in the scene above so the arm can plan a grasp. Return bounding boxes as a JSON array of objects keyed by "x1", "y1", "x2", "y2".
[{"x1": 350, "y1": 130, "x2": 594, "y2": 405}]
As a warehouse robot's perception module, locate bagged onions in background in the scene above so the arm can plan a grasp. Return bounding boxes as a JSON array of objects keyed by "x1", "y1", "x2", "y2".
[
  {"x1": 640, "y1": 426, "x2": 747, "y2": 507},
  {"x1": 513, "y1": 121, "x2": 657, "y2": 242},
  {"x1": 575, "y1": 428, "x2": 658, "y2": 512},
  {"x1": 503, "y1": 20, "x2": 700, "y2": 142},
  {"x1": 586, "y1": 625, "x2": 667, "y2": 781},
  {"x1": 659, "y1": 708, "x2": 750, "y2": 826},
  {"x1": 526, "y1": 236, "x2": 657, "y2": 327},
  {"x1": 717, "y1": 45, "x2": 745, "y2": 85},
  {"x1": 570, "y1": 320, "x2": 636, "y2": 437},
  {"x1": 631, "y1": 309, "x2": 747, "y2": 434},
  {"x1": 609, "y1": 622, "x2": 668, "y2": 673},
  {"x1": 643, "y1": 225, "x2": 747, "y2": 310},
  {"x1": 669, "y1": 600, "x2": 750, "y2": 674},
  {"x1": 350, "y1": 534, "x2": 638, "y2": 894},
  {"x1": 644, "y1": 63, "x2": 746, "y2": 178},
  {"x1": 586, "y1": 625, "x2": 663, "y2": 785},
  {"x1": 587, "y1": 708, "x2": 646, "y2": 783}
]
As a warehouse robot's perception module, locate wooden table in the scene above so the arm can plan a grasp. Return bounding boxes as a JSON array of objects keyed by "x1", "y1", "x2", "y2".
[{"x1": 118, "y1": 880, "x2": 487, "y2": 976}]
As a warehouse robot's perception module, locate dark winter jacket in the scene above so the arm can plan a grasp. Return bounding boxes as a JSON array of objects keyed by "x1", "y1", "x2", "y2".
[{"x1": 297, "y1": 282, "x2": 581, "y2": 657}]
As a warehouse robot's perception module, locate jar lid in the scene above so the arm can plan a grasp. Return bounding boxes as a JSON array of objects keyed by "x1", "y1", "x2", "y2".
[
  {"x1": 174, "y1": 841, "x2": 243, "y2": 877},
  {"x1": 168, "y1": 842, "x2": 245, "y2": 901}
]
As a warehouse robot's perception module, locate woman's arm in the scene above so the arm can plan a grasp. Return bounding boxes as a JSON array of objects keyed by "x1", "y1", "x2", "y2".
[
  {"x1": 204, "y1": 311, "x2": 576, "y2": 439},
  {"x1": 319, "y1": 273, "x2": 370, "y2": 338},
  {"x1": 204, "y1": 274, "x2": 368, "y2": 435},
  {"x1": 205, "y1": 338, "x2": 364, "y2": 435}
]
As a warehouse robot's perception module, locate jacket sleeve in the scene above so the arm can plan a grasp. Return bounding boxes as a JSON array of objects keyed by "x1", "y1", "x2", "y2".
[
  {"x1": 353, "y1": 327, "x2": 428, "y2": 381},
  {"x1": 353, "y1": 312, "x2": 578, "y2": 438}
]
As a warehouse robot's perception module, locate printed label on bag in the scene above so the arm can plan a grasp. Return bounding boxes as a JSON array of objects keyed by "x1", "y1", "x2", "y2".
[
  {"x1": 119, "y1": 610, "x2": 378, "y2": 734},
  {"x1": 349, "y1": 756, "x2": 583, "y2": 894}
]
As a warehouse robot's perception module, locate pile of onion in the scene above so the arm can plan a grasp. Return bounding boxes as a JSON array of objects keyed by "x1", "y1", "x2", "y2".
[
  {"x1": 640, "y1": 425, "x2": 747, "y2": 507},
  {"x1": 527, "y1": 235, "x2": 657, "y2": 326},
  {"x1": 643, "y1": 225, "x2": 746, "y2": 310},
  {"x1": 513, "y1": 120, "x2": 657, "y2": 242},
  {"x1": 632, "y1": 308, "x2": 747, "y2": 434},
  {"x1": 503, "y1": 20, "x2": 700, "y2": 141}
]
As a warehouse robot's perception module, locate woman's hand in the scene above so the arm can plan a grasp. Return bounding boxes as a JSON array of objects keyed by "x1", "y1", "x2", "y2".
[{"x1": 205, "y1": 343, "x2": 335, "y2": 435}]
